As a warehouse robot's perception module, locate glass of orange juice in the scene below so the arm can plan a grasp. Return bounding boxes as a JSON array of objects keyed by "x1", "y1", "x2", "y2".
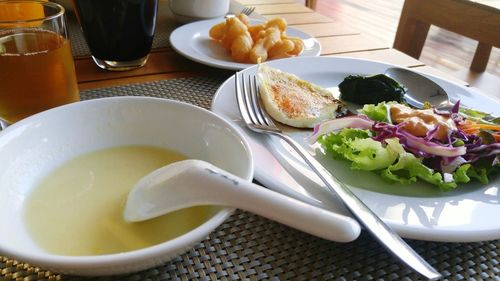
[{"x1": 0, "y1": 0, "x2": 79, "y2": 126}]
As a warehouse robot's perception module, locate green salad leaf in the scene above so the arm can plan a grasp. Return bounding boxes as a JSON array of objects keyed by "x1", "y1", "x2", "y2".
[
  {"x1": 318, "y1": 128, "x2": 478, "y2": 190},
  {"x1": 461, "y1": 108, "x2": 488, "y2": 119},
  {"x1": 318, "y1": 128, "x2": 397, "y2": 170},
  {"x1": 358, "y1": 102, "x2": 393, "y2": 122},
  {"x1": 318, "y1": 128, "x2": 370, "y2": 159},
  {"x1": 465, "y1": 156, "x2": 500, "y2": 184},
  {"x1": 460, "y1": 108, "x2": 499, "y2": 125},
  {"x1": 346, "y1": 138, "x2": 399, "y2": 170},
  {"x1": 466, "y1": 166, "x2": 489, "y2": 184}
]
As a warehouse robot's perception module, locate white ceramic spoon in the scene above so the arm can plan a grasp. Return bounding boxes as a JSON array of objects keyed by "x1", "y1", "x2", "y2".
[{"x1": 124, "y1": 159, "x2": 361, "y2": 243}]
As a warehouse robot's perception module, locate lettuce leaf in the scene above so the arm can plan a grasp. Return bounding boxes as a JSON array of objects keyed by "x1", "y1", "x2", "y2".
[
  {"x1": 464, "y1": 156, "x2": 499, "y2": 184},
  {"x1": 453, "y1": 164, "x2": 472, "y2": 183},
  {"x1": 359, "y1": 102, "x2": 394, "y2": 122},
  {"x1": 466, "y1": 166, "x2": 489, "y2": 184},
  {"x1": 460, "y1": 108, "x2": 499, "y2": 125},
  {"x1": 319, "y1": 128, "x2": 397, "y2": 171},
  {"x1": 347, "y1": 138, "x2": 399, "y2": 170},
  {"x1": 318, "y1": 128, "x2": 370, "y2": 159},
  {"x1": 319, "y1": 130, "x2": 477, "y2": 190},
  {"x1": 381, "y1": 138, "x2": 450, "y2": 188}
]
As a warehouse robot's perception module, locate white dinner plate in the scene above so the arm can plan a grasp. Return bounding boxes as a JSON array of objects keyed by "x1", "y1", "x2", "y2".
[
  {"x1": 169, "y1": 18, "x2": 321, "y2": 70},
  {"x1": 211, "y1": 56, "x2": 500, "y2": 242}
]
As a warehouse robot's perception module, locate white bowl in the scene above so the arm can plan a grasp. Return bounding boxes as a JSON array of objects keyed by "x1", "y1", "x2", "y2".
[
  {"x1": 169, "y1": 0, "x2": 230, "y2": 20},
  {"x1": 0, "y1": 97, "x2": 253, "y2": 276}
]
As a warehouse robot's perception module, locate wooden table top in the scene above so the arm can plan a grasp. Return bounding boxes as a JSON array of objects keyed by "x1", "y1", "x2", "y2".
[{"x1": 75, "y1": 0, "x2": 478, "y2": 95}]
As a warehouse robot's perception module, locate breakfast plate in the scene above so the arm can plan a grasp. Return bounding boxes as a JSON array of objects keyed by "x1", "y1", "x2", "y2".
[
  {"x1": 169, "y1": 18, "x2": 321, "y2": 70},
  {"x1": 211, "y1": 56, "x2": 500, "y2": 242}
]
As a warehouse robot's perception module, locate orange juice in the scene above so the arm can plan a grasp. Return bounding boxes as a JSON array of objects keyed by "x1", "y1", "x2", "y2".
[
  {"x1": 0, "y1": 29, "x2": 79, "y2": 123},
  {"x1": 0, "y1": 1, "x2": 46, "y2": 28}
]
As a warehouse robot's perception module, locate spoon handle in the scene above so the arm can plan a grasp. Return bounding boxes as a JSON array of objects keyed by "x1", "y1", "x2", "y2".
[
  {"x1": 124, "y1": 160, "x2": 361, "y2": 243},
  {"x1": 186, "y1": 163, "x2": 361, "y2": 242}
]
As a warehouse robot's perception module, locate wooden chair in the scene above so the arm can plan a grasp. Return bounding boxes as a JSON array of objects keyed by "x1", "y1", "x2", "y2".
[
  {"x1": 393, "y1": 0, "x2": 500, "y2": 73},
  {"x1": 305, "y1": 0, "x2": 317, "y2": 10}
]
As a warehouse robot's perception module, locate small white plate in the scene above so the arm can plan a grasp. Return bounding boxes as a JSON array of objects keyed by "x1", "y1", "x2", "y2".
[
  {"x1": 169, "y1": 18, "x2": 321, "y2": 70},
  {"x1": 211, "y1": 56, "x2": 500, "y2": 243}
]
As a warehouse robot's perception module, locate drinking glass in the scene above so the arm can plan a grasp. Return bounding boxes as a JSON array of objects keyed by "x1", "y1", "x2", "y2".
[
  {"x1": 0, "y1": 0, "x2": 80, "y2": 126},
  {"x1": 72, "y1": 0, "x2": 159, "y2": 71}
]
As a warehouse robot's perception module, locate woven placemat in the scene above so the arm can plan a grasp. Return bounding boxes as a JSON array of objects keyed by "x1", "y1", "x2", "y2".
[{"x1": 1, "y1": 76, "x2": 499, "y2": 281}]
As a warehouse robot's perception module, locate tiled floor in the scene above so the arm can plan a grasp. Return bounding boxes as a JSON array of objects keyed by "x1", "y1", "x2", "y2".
[{"x1": 310, "y1": 0, "x2": 499, "y2": 78}]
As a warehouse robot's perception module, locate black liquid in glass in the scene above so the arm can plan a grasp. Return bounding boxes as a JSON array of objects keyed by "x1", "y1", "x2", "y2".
[{"x1": 73, "y1": 0, "x2": 158, "y2": 61}]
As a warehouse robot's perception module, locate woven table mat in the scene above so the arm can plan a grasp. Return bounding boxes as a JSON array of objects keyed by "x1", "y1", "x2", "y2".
[{"x1": 1, "y1": 76, "x2": 499, "y2": 281}]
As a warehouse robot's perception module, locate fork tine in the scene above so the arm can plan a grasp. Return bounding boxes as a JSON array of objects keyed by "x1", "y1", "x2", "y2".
[
  {"x1": 248, "y1": 75, "x2": 267, "y2": 125},
  {"x1": 237, "y1": 72, "x2": 278, "y2": 130},
  {"x1": 242, "y1": 6, "x2": 255, "y2": 16},
  {"x1": 237, "y1": 72, "x2": 259, "y2": 125},
  {"x1": 251, "y1": 75, "x2": 277, "y2": 127},
  {"x1": 242, "y1": 74, "x2": 259, "y2": 125},
  {"x1": 235, "y1": 72, "x2": 253, "y2": 125}
]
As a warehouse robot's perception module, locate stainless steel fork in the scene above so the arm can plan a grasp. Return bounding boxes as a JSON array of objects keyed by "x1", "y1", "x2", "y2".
[
  {"x1": 226, "y1": 6, "x2": 255, "y2": 18},
  {"x1": 241, "y1": 6, "x2": 255, "y2": 16},
  {"x1": 235, "y1": 71, "x2": 442, "y2": 281}
]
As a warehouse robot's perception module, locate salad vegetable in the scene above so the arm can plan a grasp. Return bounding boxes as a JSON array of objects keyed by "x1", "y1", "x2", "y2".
[
  {"x1": 338, "y1": 74, "x2": 406, "y2": 105},
  {"x1": 310, "y1": 101, "x2": 499, "y2": 190}
]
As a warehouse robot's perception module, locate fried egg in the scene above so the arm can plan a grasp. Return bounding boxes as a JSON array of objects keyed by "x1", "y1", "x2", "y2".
[{"x1": 257, "y1": 64, "x2": 346, "y2": 128}]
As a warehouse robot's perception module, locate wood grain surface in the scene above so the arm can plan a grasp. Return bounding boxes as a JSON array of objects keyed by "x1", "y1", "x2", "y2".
[{"x1": 74, "y1": 0, "x2": 481, "y2": 95}]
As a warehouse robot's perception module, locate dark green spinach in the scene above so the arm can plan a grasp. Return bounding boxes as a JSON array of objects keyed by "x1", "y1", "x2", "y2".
[{"x1": 339, "y1": 74, "x2": 406, "y2": 105}]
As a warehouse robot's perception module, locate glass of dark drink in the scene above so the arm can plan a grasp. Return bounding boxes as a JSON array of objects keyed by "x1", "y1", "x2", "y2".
[{"x1": 72, "y1": 0, "x2": 159, "y2": 71}]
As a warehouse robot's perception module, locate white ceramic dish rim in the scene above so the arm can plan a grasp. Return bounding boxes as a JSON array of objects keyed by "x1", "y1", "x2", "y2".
[
  {"x1": 211, "y1": 56, "x2": 500, "y2": 242},
  {"x1": 0, "y1": 96, "x2": 254, "y2": 274},
  {"x1": 169, "y1": 18, "x2": 322, "y2": 70},
  {"x1": 7, "y1": 211, "x2": 233, "y2": 269}
]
